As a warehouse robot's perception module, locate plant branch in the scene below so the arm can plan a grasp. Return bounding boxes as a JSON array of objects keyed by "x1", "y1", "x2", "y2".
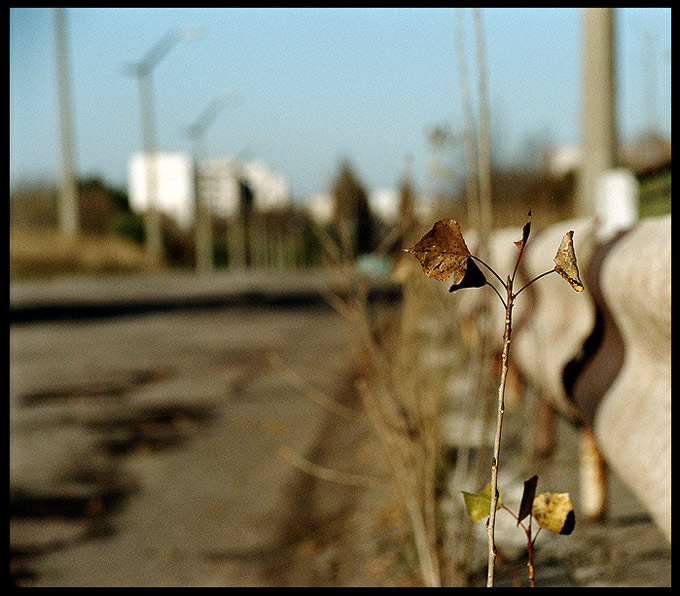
[
  {"x1": 469, "y1": 255, "x2": 506, "y2": 288},
  {"x1": 485, "y1": 281, "x2": 507, "y2": 309},
  {"x1": 501, "y1": 505, "x2": 536, "y2": 587},
  {"x1": 486, "y1": 277, "x2": 513, "y2": 587},
  {"x1": 455, "y1": 9, "x2": 480, "y2": 228},
  {"x1": 526, "y1": 514, "x2": 536, "y2": 587},
  {"x1": 268, "y1": 351, "x2": 358, "y2": 420},
  {"x1": 513, "y1": 269, "x2": 556, "y2": 299},
  {"x1": 473, "y1": 7, "x2": 493, "y2": 232},
  {"x1": 511, "y1": 247, "x2": 524, "y2": 285}
]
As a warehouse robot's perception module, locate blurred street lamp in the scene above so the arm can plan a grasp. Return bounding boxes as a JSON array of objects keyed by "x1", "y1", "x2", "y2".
[
  {"x1": 185, "y1": 94, "x2": 239, "y2": 272},
  {"x1": 123, "y1": 25, "x2": 200, "y2": 265}
]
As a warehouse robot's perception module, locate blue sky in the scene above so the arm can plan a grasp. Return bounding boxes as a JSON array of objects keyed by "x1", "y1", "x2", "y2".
[{"x1": 9, "y1": 7, "x2": 671, "y2": 201}]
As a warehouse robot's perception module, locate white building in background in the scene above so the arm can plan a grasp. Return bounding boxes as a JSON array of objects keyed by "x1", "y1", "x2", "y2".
[
  {"x1": 199, "y1": 156, "x2": 290, "y2": 219},
  {"x1": 544, "y1": 144, "x2": 582, "y2": 178},
  {"x1": 128, "y1": 152, "x2": 290, "y2": 229},
  {"x1": 306, "y1": 192, "x2": 334, "y2": 225},
  {"x1": 305, "y1": 188, "x2": 434, "y2": 227},
  {"x1": 544, "y1": 135, "x2": 672, "y2": 178},
  {"x1": 369, "y1": 188, "x2": 401, "y2": 224},
  {"x1": 128, "y1": 152, "x2": 195, "y2": 229}
]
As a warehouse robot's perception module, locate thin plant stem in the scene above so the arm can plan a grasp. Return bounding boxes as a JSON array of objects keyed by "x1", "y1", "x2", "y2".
[
  {"x1": 526, "y1": 514, "x2": 536, "y2": 587},
  {"x1": 511, "y1": 248, "x2": 524, "y2": 285},
  {"x1": 470, "y1": 255, "x2": 506, "y2": 288},
  {"x1": 485, "y1": 281, "x2": 506, "y2": 309},
  {"x1": 532, "y1": 526, "x2": 543, "y2": 547},
  {"x1": 513, "y1": 269, "x2": 556, "y2": 299},
  {"x1": 486, "y1": 276, "x2": 513, "y2": 587},
  {"x1": 500, "y1": 505, "x2": 536, "y2": 587}
]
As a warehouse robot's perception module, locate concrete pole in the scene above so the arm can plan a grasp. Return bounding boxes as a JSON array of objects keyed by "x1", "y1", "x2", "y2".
[
  {"x1": 191, "y1": 139, "x2": 212, "y2": 273},
  {"x1": 124, "y1": 26, "x2": 199, "y2": 265},
  {"x1": 187, "y1": 96, "x2": 233, "y2": 272},
  {"x1": 53, "y1": 8, "x2": 79, "y2": 236},
  {"x1": 576, "y1": 8, "x2": 617, "y2": 218},
  {"x1": 473, "y1": 8, "x2": 493, "y2": 232},
  {"x1": 137, "y1": 73, "x2": 163, "y2": 264}
]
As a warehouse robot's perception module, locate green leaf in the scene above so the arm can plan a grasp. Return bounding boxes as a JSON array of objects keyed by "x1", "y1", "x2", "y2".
[
  {"x1": 517, "y1": 475, "x2": 539, "y2": 526},
  {"x1": 462, "y1": 482, "x2": 503, "y2": 522}
]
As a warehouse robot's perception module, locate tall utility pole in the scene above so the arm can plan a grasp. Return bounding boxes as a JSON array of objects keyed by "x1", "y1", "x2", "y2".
[
  {"x1": 473, "y1": 8, "x2": 493, "y2": 233},
  {"x1": 54, "y1": 8, "x2": 79, "y2": 236},
  {"x1": 576, "y1": 8, "x2": 617, "y2": 218},
  {"x1": 186, "y1": 95, "x2": 235, "y2": 273},
  {"x1": 123, "y1": 26, "x2": 199, "y2": 265},
  {"x1": 644, "y1": 29, "x2": 658, "y2": 134}
]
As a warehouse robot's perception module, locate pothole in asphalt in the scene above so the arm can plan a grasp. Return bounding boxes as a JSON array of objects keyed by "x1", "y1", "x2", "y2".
[
  {"x1": 10, "y1": 367, "x2": 218, "y2": 586},
  {"x1": 9, "y1": 466, "x2": 137, "y2": 588},
  {"x1": 90, "y1": 405, "x2": 217, "y2": 456}
]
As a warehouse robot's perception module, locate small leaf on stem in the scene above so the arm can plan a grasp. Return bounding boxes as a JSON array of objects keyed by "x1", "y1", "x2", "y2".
[
  {"x1": 462, "y1": 482, "x2": 503, "y2": 522},
  {"x1": 517, "y1": 475, "x2": 539, "y2": 526},
  {"x1": 553, "y1": 231, "x2": 584, "y2": 292},
  {"x1": 449, "y1": 257, "x2": 487, "y2": 292},
  {"x1": 532, "y1": 492, "x2": 575, "y2": 535},
  {"x1": 405, "y1": 219, "x2": 474, "y2": 284},
  {"x1": 514, "y1": 210, "x2": 532, "y2": 251}
]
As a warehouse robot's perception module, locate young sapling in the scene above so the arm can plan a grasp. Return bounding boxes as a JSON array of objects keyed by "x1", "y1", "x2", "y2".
[{"x1": 405, "y1": 212, "x2": 582, "y2": 586}]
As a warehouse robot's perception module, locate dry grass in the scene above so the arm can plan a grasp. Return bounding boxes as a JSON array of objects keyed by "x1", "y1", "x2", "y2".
[
  {"x1": 10, "y1": 229, "x2": 154, "y2": 280},
  {"x1": 294, "y1": 215, "x2": 465, "y2": 587}
]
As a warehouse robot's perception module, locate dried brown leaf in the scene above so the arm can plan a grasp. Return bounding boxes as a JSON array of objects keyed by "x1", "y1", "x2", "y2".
[
  {"x1": 405, "y1": 219, "x2": 472, "y2": 284},
  {"x1": 449, "y1": 257, "x2": 487, "y2": 292},
  {"x1": 517, "y1": 475, "x2": 539, "y2": 526},
  {"x1": 514, "y1": 210, "x2": 532, "y2": 251},
  {"x1": 553, "y1": 231, "x2": 584, "y2": 292}
]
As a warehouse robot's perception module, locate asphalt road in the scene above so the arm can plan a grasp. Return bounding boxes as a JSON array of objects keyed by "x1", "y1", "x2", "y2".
[{"x1": 10, "y1": 297, "x2": 387, "y2": 587}]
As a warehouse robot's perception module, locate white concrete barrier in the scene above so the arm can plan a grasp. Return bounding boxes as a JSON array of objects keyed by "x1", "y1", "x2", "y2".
[{"x1": 511, "y1": 215, "x2": 671, "y2": 542}]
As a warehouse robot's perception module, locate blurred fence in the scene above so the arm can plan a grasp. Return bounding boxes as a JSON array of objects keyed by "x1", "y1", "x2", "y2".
[{"x1": 215, "y1": 209, "x2": 324, "y2": 271}]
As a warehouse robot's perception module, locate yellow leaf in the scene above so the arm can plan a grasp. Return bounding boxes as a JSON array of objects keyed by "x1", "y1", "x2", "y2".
[{"x1": 532, "y1": 492, "x2": 575, "y2": 535}]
